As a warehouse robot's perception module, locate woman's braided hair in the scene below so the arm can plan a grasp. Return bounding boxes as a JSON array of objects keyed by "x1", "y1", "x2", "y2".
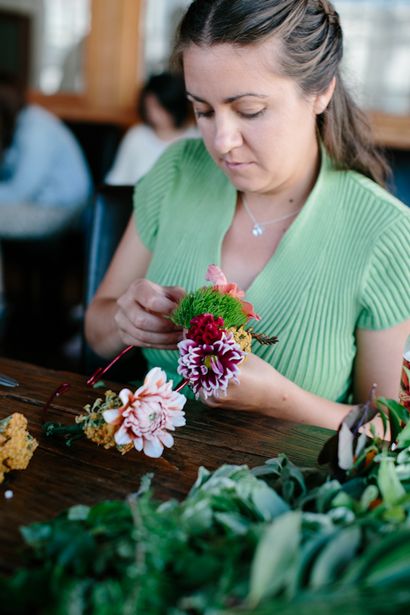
[{"x1": 173, "y1": 0, "x2": 389, "y2": 187}]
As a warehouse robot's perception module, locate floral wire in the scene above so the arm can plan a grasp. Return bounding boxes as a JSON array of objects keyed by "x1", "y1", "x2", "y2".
[
  {"x1": 42, "y1": 346, "x2": 134, "y2": 423},
  {"x1": 174, "y1": 378, "x2": 189, "y2": 393},
  {"x1": 86, "y1": 344, "x2": 134, "y2": 386},
  {"x1": 41, "y1": 382, "x2": 71, "y2": 425}
]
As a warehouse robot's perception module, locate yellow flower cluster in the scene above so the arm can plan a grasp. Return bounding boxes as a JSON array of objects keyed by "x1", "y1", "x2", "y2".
[
  {"x1": 229, "y1": 326, "x2": 253, "y2": 354},
  {"x1": 0, "y1": 413, "x2": 38, "y2": 483},
  {"x1": 76, "y1": 390, "x2": 133, "y2": 452}
]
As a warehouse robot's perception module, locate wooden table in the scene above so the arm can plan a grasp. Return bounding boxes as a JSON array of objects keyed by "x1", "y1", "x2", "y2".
[{"x1": 0, "y1": 357, "x2": 331, "y2": 573}]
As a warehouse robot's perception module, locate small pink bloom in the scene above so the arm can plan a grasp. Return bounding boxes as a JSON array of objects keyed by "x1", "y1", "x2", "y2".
[
  {"x1": 205, "y1": 264, "x2": 260, "y2": 321},
  {"x1": 177, "y1": 331, "x2": 244, "y2": 399},
  {"x1": 102, "y1": 367, "x2": 186, "y2": 458},
  {"x1": 206, "y1": 264, "x2": 229, "y2": 287}
]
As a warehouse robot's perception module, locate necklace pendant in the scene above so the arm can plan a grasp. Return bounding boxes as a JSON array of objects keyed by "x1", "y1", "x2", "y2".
[{"x1": 252, "y1": 223, "x2": 264, "y2": 237}]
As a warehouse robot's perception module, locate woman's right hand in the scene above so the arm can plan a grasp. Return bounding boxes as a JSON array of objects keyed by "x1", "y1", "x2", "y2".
[{"x1": 114, "y1": 279, "x2": 186, "y2": 349}]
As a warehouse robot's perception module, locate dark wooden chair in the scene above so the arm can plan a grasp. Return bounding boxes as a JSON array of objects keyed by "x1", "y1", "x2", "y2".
[{"x1": 83, "y1": 184, "x2": 147, "y2": 379}]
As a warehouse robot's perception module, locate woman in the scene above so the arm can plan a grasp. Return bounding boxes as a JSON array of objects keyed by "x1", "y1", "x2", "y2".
[
  {"x1": 85, "y1": 0, "x2": 410, "y2": 431},
  {"x1": 105, "y1": 71, "x2": 197, "y2": 185}
]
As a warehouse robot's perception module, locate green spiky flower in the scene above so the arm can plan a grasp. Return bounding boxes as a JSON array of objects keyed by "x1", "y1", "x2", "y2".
[{"x1": 171, "y1": 287, "x2": 248, "y2": 330}]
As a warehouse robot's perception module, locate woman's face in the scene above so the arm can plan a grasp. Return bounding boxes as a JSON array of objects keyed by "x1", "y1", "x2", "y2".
[{"x1": 183, "y1": 40, "x2": 326, "y2": 196}]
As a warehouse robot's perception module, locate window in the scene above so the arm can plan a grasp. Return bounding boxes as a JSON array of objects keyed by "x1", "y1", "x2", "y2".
[{"x1": 335, "y1": 0, "x2": 410, "y2": 114}]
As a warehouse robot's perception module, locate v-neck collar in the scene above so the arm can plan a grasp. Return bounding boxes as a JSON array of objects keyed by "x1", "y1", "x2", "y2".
[{"x1": 214, "y1": 143, "x2": 331, "y2": 298}]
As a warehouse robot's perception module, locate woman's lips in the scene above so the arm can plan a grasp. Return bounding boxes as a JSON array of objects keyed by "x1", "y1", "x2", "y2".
[{"x1": 223, "y1": 160, "x2": 253, "y2": 171}]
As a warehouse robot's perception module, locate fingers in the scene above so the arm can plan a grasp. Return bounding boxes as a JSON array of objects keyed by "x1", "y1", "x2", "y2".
[
  {"x1": 115, "y1": 311, "x2": 182, "y2": 348},
  {"x1": 198, "y1": 390, "x2": 223, "y2": 408},
  {"x1": 115, "y1": 279, "x2": 185, "y2": 349},
  {"x1": 164, "y1": 285, "x2": 186, "y2": 305}
]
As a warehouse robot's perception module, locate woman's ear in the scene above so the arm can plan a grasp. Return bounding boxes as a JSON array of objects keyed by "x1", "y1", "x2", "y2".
[{"x1": 313, "y1": 76, "x2": 336, "y2": 114}]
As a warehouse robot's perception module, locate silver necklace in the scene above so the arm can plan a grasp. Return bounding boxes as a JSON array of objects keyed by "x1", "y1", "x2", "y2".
[{"x1": 242, "y1": 194, "x2": 302, "y2": 237}]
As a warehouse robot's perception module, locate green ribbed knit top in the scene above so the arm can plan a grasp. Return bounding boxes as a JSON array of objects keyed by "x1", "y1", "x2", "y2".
[{"x1": 133, "y1": 138, "x2": 410, "y2": 402}]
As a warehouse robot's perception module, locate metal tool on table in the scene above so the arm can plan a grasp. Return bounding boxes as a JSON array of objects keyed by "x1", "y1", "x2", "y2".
[{"x1": 0, "y1": 373, "x2": 19, "y2": 387}]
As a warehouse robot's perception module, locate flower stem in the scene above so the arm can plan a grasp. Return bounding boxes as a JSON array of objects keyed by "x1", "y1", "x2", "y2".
[{"x1": 43, "y1": 421, "x2": 84, "y2": 446}]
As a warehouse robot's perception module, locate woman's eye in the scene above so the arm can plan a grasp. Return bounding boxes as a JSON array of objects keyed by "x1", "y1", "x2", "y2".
[
  {"x1": 239, "y1": 109, "x2": 265, "y2": 119},
  {"x1": 194, "y1": 109, "x2": 213, "y2": 118}
]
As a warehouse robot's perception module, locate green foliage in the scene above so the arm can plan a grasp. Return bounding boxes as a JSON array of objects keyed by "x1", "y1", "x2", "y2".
[
  {"x1": 171, "y1": 287, "x2": 248, "y2": 329},
  {"x1": 2, "y1": 401, "x2": 410, "y2": 614}
]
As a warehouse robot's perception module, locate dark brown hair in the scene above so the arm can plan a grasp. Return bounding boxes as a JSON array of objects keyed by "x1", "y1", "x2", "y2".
[
  {"x1": 173, "y1": 0, "x2": 389, "y2": 186},
  {"x1": 138, "y1": 72, "x2": 190, "y2": 129}
]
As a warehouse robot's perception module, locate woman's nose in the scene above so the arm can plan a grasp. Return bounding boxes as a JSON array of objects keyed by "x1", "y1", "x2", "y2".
[{"x1": 213, "y1": 116, "x2": 242, "y2": 154}]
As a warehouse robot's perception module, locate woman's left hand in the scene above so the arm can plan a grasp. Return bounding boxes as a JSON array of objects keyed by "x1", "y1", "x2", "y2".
[
  {"x1": 200, "y1": 354, "x2": 282, "y2": 414},
  {"x1": 200, "y1": 352, "x2": 354, "y2": 430}
]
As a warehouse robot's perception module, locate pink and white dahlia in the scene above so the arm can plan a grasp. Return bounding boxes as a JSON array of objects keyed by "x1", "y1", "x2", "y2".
[
  {"x1": 102, "y1": 367, "x2": 186, "y2": 458},
  {"x1": 177, "y1": 331, "x2": 244, "y2": 399}
]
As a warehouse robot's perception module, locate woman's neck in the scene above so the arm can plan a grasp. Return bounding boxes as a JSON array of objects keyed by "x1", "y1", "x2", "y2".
[{"x1": 243, "y1": 143, "x2": 321, "y2": 219}]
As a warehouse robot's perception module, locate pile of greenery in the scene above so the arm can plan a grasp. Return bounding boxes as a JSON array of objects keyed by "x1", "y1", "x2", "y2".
[{"x1": 1, "y1": 398, "x2": 410, "y2": 614}]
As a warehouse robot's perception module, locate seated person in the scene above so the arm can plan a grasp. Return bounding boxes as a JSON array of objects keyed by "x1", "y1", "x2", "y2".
[
  {"x1": 85, "y1": 0, "x2": 410, "y2": 432},
  {"x1": 0, "y1": 73, "x2": 92, "y2": 240},
  {"x1": 105, "y1": 71, "x2": 197, "y2": 185}
]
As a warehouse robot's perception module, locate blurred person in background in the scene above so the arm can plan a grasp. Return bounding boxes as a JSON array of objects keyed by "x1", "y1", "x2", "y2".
[
  {"x1": 0, "y1": 73, "x2": 91, "y2": 237},
  {"x1": 0, "y1": 73, "x2": 91, "y2": 336},
  {"x1": 105, "y1": 71, "x2": 197, "y2": 185}
]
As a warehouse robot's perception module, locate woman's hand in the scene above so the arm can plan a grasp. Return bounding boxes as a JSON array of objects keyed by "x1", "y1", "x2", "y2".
[
  {"x1": 200, "y1": 353, "x2": 351, "y2": 430},
  {"x1": 200, "y1": 354, "x2": 281, "y2": 413},
  {"x1": 115, "y1": 279, "x2": 185, "y2": 349}
]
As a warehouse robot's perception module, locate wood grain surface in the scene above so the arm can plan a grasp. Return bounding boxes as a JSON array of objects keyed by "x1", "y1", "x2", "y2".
[{"x1": 0, "y1": 357, "x2": 331, "y2": 573}]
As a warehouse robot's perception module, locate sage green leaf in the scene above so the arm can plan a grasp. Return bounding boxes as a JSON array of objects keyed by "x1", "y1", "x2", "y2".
[
  {"x1": 378, "y1": 457, "x2": 406, "y2": 506},
  {"x1": 248, "y1": 511, "x2": 301, "y2": 606},
  {"x1": 397, "y1": 422, "x2": 410, "y2": 448},
  {"x1": 327, "y1": 507, "x2": 355, "y2": 525},
  {"x1": 214, "y1": 511, "x2": 251, "y2": 535},
  {"x1": 396, "y1": 463, "x2": 410, "y2": 480},
  {"x1": 309, "y1": 526, "x2": 361, "y2": 589},
  {"x1": 377, "y1": 397, "x2": 409, "y2": 423},
  {"x1": 290, "y1": 531, "x2": 333, "y2": 596},
  {"x1": 92, "y1": 380, "x2": 106, "y2": 389},
  {"x1": 360, "y1": 533, "x2": 410, "y2": 587},
  {"x1": 251, "y1": 482, "x2": 289, "y2": 521},
  {"x1": 67, "y1": 505, "x2": 90, "y2": 521},
  {"x1": 382, "y1": 504, "x2": 407, "y2": 523},
  {"x1": 181, "y1": 500, "x2": 213, "y2": 534},
  {"x1": 359, "y1": 484, "x2": 379, "y2": 511},
  {"x1": 338, "y1": 422, "x2": 354, "y2": 470},
  {"x1": 341, "y1": 530, "x2": 410, "y2": 585},
  {"x1": 397, "y1": 446, "x2": 410, "y2": 464},
  {"x1": 20, "y1": 522, "x2": 52, "y2": 547}
]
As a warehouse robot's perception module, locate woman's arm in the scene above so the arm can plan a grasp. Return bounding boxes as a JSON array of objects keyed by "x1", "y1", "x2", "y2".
[
  {"x1": 353, "y1": 321, "x2": 409, "y2": 402},
  {"x1": 84, "y1": 216, "x2": 185, "y2": 358},
  {"x1": 202, "y1": 319, "x2": 410, "y2": 431}
]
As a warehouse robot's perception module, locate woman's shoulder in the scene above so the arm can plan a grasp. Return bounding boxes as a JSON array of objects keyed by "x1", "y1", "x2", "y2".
[
  {"x1": 332, "y1": 165, "x2": 410, "y2": 228},
  {"x1": 150, "y1": 136, "x2": 216, "y2": 179},
  {"x1": 162, "y1": 135, "x2": 209, "y2": 160}
]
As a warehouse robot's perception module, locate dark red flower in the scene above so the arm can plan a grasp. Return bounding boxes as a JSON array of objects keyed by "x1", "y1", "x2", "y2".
[{"x1": 188, "y1": 313, "x2": 225, "y2": 345}]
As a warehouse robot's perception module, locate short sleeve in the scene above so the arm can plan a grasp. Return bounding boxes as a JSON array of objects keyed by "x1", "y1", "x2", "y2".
[
  {"x1": 357, "y1": 212, "x2": 410, "y2": 330},
  {"x1": 132, "y1": 140, "x2": 186, "y2": 251}
]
